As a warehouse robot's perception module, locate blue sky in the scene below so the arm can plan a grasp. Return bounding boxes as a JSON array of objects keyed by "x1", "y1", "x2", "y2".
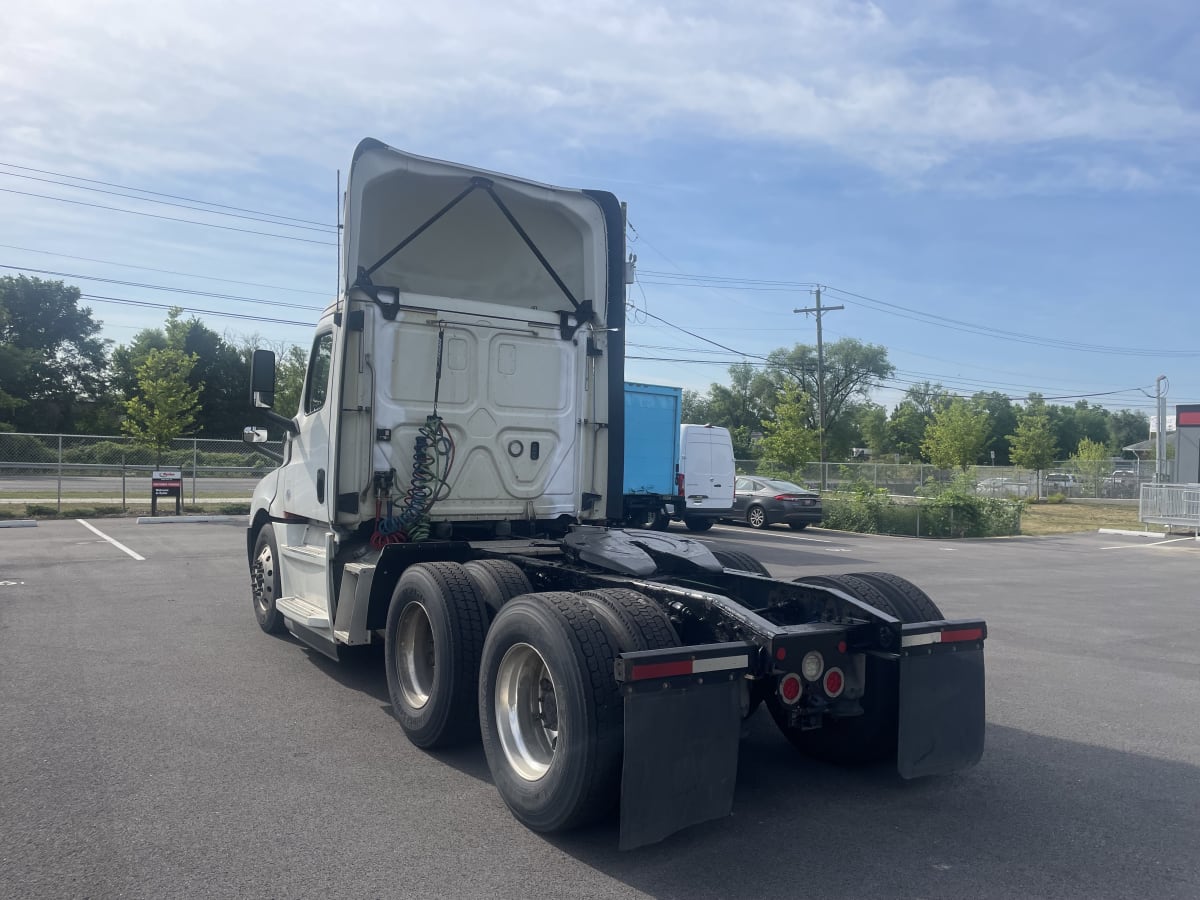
[{"x1": 2, "y1": 0, "x2": 1197, "y2": 425}]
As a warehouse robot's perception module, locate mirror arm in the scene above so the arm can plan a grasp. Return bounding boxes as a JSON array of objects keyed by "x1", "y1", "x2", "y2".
[{"x1": 264, "y1": 410, "x2": 299, "y2": 435}]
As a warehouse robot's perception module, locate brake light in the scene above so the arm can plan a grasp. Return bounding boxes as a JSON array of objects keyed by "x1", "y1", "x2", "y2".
[
  {"x1": 779, "y1": 673, "x2": 803, "y2": 704},
  {"x1": 823, "y1": 667, "x2": 845, "y2": 698},
  {"x1": 773, "y1": 493, "x2": 801, "y2": 501},
  {"x1": 676, "y1": 473, "x2": 685, "y2": 497}
]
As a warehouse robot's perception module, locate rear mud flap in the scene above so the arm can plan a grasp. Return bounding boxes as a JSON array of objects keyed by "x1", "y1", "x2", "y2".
[
  {"x1": 897, "y1": 646, "x2": 985, "y2": 778},
  {"x1": 619, "y1": 677, "x2": 741, "y2": 850}
]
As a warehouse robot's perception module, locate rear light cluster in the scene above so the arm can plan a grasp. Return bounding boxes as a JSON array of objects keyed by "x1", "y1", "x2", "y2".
[{"x1": 777, "y1": 650, "x2": 846, "y2": 704}]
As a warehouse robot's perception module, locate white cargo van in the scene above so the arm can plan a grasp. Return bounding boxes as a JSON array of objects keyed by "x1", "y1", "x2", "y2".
[{"x1": 673, "y1": 424, "x2": 736, "y2": 531}]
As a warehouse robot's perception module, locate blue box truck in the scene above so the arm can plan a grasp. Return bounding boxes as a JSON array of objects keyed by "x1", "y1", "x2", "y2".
[{"x1": 622, "y1": 382, "x2": 682, "y2": 529}]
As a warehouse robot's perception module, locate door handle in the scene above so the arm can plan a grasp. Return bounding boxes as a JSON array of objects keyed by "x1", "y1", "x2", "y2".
[{"x1": 317, "y1": 468, "x2": 325, "y2": 504}]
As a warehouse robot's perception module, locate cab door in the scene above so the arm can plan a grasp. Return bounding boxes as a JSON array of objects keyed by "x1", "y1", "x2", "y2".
[{"x1": 281, "y1": 329, "x2": 334, "y2": 522}]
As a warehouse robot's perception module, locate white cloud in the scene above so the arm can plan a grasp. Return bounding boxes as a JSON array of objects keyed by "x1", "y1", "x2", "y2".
[{"x1": 0, "y1": 0, "x2": 1195, "y2": 187}]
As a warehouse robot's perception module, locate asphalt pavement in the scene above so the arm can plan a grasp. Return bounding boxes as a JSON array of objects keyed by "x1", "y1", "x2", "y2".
[{"x1": 1, "y1": 519, "x2": 1197, "y2": 899}]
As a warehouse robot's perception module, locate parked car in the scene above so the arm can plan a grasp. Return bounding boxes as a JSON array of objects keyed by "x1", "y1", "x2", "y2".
[
  {"x1": 1102, "y1": 470, "x2": 1140, "y2": 498},
  {"x1": 730, "y1": 476, "x2": 823, "y2": 530},
  {"x1": 976, "y1": 476, "x2": 1031, "y2": 497},
  {"x1": 1043, "y1": 473, "x2": 1081, "y2": 495}
]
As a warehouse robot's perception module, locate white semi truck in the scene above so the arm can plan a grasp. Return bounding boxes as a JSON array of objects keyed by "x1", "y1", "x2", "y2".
[{"x1": 244, "y1": 138, "x2": 987, "y2": 849}]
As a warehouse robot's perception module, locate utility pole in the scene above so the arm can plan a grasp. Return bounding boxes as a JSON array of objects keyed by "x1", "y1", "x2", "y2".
[
  {"x1": 794, "y1": 286, "x2": 843, "y2": 489},
  {"x1": 1155, "y1": 374, "x2": 1168, "y2": 482}
]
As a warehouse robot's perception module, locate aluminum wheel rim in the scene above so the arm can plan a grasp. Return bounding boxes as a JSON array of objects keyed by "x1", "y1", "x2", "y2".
[
  {"x1": 749, "y1": 507, "x2": 765, "y2": 528},
  {"x1": 396, "y1": 602, "x2": 435, "y2": 710},
  {"x1": 252, "y1": 544, "x2": 274, "y2": 613},
  {"x1": 495, "y1": 642, "x2": 558, "y2": 782}
]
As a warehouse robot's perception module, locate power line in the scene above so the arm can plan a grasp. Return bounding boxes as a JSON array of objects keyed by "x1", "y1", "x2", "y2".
[
  {"x1": 0, "y1": 160, "x2": 335, "y2": 228},
  {"x1": 0, "y1": 243, "x2": 330, "y2": 295},
  {"x1": 2, "y1": 264, "x2": 324, "y2": 312},
  {"x1": 80, "y1": 293, "x2": 314, "y2": 327},
  {"x1": 0, "y1": 169, "x2": 337, "y2": 234},
  {"x1": 0, "y1": 187, "x2": 338, "y2": 247}
]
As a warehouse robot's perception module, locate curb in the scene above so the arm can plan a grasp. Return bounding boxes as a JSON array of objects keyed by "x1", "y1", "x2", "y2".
[
  {"x1": 0, "y1": 519, "x2": 37, "y2": 528},
  {"x1": 1097, "y1": 528, "x2": 1167, "y2": 537},
  {"x1": 136, "y1": 515, "x2": 247, "y2": 525}
]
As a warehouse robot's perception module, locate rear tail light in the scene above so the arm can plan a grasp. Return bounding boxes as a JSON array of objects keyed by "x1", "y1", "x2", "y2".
[
  {"x1": 676, "y1": 473, "x2": 685, "y2": 497},
  {"x1": 779, "y1": 673, "x2": 803, "y2": 705},
  {"x1": 823, "y1": 667, "x2": 845, "y2": 698},
  {"x1": 773, "y1": 493, "x2": 801, "y2": 500}
]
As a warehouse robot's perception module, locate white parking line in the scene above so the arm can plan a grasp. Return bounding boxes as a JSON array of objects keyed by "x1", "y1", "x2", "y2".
[
  {"x1": 75, "y1": 519, "x2": 145, "y2": 561},
  {"x1": 1099, "y1": 537, "x2": 1195, "y2": 551}
]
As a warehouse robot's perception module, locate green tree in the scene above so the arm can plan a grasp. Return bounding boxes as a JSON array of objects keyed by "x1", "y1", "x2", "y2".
[
  {"x1": 122, "y1": 348, "x2": 202, "y2": 464},
  {"x1": 0, "y1": 276, "x2": 109, "y2": 431},
  {"x1": 765, "y1": 339, "x2": 893, "y2": 444},
  {"x1": 1008, "y1": 402, "x2": 1057, "y2": 494},
  {"x1": 114, "y1": 309, "x2": 247, "y2": 436},
  {"x1": 973, "y1": 391, "x2": 1017, "y2": 465},
  {"x1": 922, "y1": 398, "x2": 991, "y2": 471},
  {"x1": 887, "y1": 381, "x2": 949, "y2": 461},
  {"x1": 1107, "y1": 409, "x2": 1149, "y2": 455},
  {"x1": 1071, "y1": 436, "x2": 1110, "y2": 496},
  {"x1": 757, "y1": 384, "x2": 818, "y2": 474}
]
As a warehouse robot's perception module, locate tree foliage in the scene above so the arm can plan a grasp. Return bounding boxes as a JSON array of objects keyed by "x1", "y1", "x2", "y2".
[
  {"x1": 122, "y1": 348, "x2": 202, "y2": 463},
  {"x1": 1007, "y1": 403, "x2": 1057, "y2": 475},
  {"x1": 0, "y1": 275, "x2": 109, "y2": 431},
  {"x1": 921, "y1": 398, "x2": 991, "y2": 471},
  {"x1": 756, "y1": 383, "x2": 818, "y2": 473}
]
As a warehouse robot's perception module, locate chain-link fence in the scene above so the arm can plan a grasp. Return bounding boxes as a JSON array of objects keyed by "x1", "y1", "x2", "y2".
[
  {"x1": 0, "y1": 433, "x2": 283, "y2": 511},
  {"x1": 735, "y1": 459, "x2": 1161, "y2": 500}
]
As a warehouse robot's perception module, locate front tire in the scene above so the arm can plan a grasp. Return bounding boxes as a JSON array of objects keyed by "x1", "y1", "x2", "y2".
[
  {"x1": 250, "y1": 524, "x2": 285, "y2": 634},
  {"x1": 385, "y1": 562, "x2": 486, "y2": 749},
  {"x1": 479, "y1": 592, "x2": 623, "y2": 833}
]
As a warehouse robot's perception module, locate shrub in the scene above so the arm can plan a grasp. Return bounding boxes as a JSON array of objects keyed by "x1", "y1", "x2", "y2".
[{"x1": 25, "y1": 504, "x2": 58, "y2": 518}]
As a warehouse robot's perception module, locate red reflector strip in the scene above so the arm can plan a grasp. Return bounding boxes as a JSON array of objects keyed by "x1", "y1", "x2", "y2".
[
  {"x1": 940, "y1": 627, "x2": 984, "y2": 643},
  {"x1": 627, "y1": 653, "x2": 749, "y2": 681},
  {"x1": 902, "y1": 627, "x2": 984, "y2": 648},
  {"x1": 629, "y1": 660, "x2": 693, "y2": 680}
]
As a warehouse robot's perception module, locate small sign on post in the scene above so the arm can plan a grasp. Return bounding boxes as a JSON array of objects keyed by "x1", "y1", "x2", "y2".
[{"x1": 151, "y1": 469, "x2": 183, "y2": 516}]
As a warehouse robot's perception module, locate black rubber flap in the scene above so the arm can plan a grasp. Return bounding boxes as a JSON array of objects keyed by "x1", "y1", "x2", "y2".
[
  {"x1": 619, "y1": 678, "x2": 741, "y2": 850},
  {"x1": 897, "y1": 647, "x2": 986, "y2": 778}
]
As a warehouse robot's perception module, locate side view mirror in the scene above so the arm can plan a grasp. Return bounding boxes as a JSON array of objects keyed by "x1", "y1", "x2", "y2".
[
  {"x1": 247, "y1": 348, "x2": 298, "y2": 435},
  {"x1": 243, "y1": 426, "x2": 269, "y2": 444},
  {"x1": 250, "y1": 348, "x2": 277, "y2": 409}
]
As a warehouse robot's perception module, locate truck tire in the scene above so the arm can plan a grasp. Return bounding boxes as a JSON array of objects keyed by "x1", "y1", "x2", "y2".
[
  {"x1": 768, "y1": 573, "x2": 906, "y2": 764},
  {"x1": 250, "y1": 524, "x2": 286, "y2": 634},
  {"x1": 710, "y1": 549, "x2": 771, "y2": 577},
  {"x1": 385, "y1": 562, "x2": 486, "y2": 749},
  {"x1": 577, "y1": 588, "x2": 679, "y2": 652},
  {"x1": 684, "y1": 516, "x2": 714, "y2": 532},
  {"x1": 626, "y1": 506, "x2": 668, "y2": 531},
  {"x1": 462, "y1": 559, "x2": 532, "y2": 622},
  {"x1": 847, "y1": 572, "x2": 944, "y2": 622},
  {"x1": 746, "y1": 504, "x2": 768, "y2": 529},
  {"x1": 479, "y1": 592, "x2": 623, "y2": 832}
]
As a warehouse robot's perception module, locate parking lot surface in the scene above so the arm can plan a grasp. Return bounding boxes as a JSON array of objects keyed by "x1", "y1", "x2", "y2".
[{"x1": 1, "y1": 519, "x2": 1198, "y2": 899}]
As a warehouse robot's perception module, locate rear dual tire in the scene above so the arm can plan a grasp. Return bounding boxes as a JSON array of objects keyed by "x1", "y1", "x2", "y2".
[
  {"x1": 480, "y1": 589, "x2": 678, "y2": 832},
  {"x1": 768, "y1": 572, "x2": 943, "y2": 765}
]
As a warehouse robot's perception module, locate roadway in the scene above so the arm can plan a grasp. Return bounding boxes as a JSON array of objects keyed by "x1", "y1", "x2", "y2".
[{"x1": 1, "y1": 520, "x2": 1197, "y2": 898}]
